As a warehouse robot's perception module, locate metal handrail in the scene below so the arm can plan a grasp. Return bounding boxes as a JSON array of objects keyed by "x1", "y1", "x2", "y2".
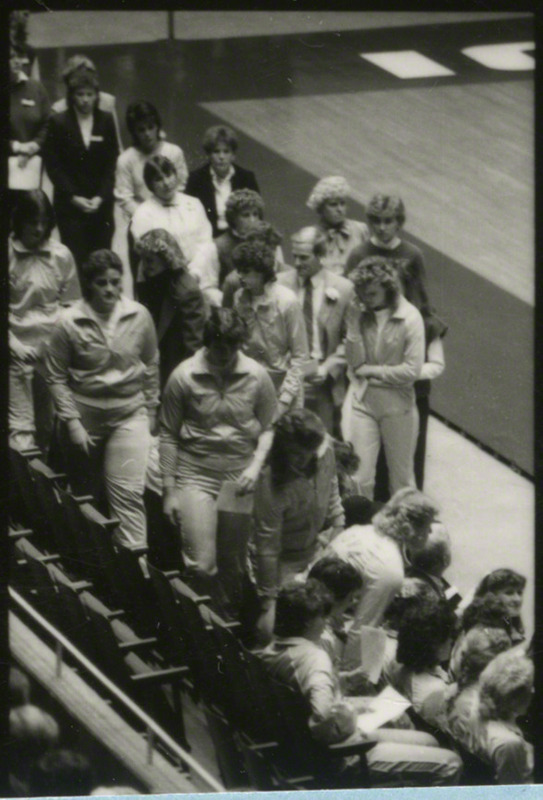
[{"x1": 9, "y1": 587, "x2": 225, "y2": 793}]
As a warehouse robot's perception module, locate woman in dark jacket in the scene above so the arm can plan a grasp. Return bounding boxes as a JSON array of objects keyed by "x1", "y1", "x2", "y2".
[
  {"x1": 42, "y1": 55, "x2": 118, "y2": 271},
  {"x1": 136, "y1": 228, "x2": 206, "y2": 390}
]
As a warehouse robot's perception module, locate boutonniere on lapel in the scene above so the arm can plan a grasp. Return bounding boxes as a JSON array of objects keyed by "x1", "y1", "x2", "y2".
[{"x1": 324, "y1": 287, "x2": 339, "y2": 304}]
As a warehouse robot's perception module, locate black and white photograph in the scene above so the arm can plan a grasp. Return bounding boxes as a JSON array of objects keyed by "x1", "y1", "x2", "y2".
[{"x1": 6, "y1": 5, "x2": 536, "y2": 795}]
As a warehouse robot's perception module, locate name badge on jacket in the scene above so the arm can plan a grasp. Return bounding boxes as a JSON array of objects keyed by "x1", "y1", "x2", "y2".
[
  {"x1": 21, "y1": 98, "x2": 36, "y2": 107},
  {"x1": 90, "y1": 135, "x2": 104, "y2": 142}
]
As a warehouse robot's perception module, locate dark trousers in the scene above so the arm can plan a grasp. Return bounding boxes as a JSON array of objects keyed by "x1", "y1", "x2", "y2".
[{"x1": 56, "y1": 202, "x2": 114, "y2": 273}]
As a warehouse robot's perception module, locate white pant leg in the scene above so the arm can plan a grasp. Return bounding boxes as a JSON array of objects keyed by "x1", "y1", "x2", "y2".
[
  {"x1": 381, "y1": 404, "x2": 419, "y2": 495},
  {"x1": 9, "y1": 362, "x2": 37, "y2": 450},
  {"x1": 176, "y1": 484, "x2": 220, "y2": 576},
  {"x1": 348, "y1": 402, "x2": 381, "y2": 499},
  {"x1": 103, "y1": 408, "x2": 151, "y2": 548}
]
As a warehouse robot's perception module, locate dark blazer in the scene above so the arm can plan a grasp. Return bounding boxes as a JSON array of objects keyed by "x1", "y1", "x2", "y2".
[
  {"x1": 137, "y1": 268, "x2": 206, "y2": 390},
  {"x1": 43, "y1": 106, "x2": 118, "y2": 214},
  {"x1": 185, "y1": 163, "x2": 259, "y2": 237}
]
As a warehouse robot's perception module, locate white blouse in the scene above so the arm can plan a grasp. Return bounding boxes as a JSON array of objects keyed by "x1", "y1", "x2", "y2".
[{"x1": 114, "y1": 140, "x2": 188, "y2": 219}]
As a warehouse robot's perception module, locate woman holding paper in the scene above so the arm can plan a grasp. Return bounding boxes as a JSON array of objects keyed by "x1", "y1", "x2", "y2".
[
  {"x1": 42, "y1": 57, "x2": 118, "y2": 271},
  {"x1": 159, "y1": 307, "x2": 277, "y2": 602},
  {"x1": 9, "y1": 46, "x2": 50, "y2": 200}
]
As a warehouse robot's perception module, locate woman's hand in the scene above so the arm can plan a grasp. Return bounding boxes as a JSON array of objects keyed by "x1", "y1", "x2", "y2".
[
  {"x1": 88, "y1": 196, "x2": 103, "y2": 212},
  {"x1": 67, "y1": 419, "x2": 96, "y2": 455},
  {"x1": 163, "y1": 487, "x2": 182, "y2": 527},
  {"x1": 72, "y1": 196, "x2": 95, "y2": 213},
  {"x1": 236, "y1": 461, "x2": 262, "y2": 495}
]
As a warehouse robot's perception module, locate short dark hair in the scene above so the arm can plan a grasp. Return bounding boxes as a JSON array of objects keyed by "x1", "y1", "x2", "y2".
[
  {"x1": 80, "y1": 250, "x2": 123, "y2": 300},
  {"x1": 309, "y1": 555, "x2": 362, "y2": 602},
  {"x1": 202, "y1": 306, "x2": 247, "y2": 349},
  {"x1": 11, "y1": 189, "x2": 56, "y2": 241},
  {"x1": 474, "y1": 568, "x2": 526, "y2": 598},
  {"x1": 274, "y1": 579, "x2": 333, "y2": 638},
  {"x1": 126, "y1": 100, "x2": 162, "y2": 146},
  {"x1": 456, "y1": 626, "x2": 512, "y2": 689},
  {"x1": 460, "y1": 594, "x2": 512, "y2": 634},
  {"x1": 409, "y1": 523, "x2": 452, "y2": 576},
  {"x1": 202, "y1": 124, "x2": 238, "y2": 155},
  {"x1": 366, "y1": 194, "x2": 406, "y2": 227},
  {"x1": 143, "y1": 153, "x2": 177, "y2": 192},
  {"x1": 396, "y1": 596, "x2": 457, "y2": 671},
  {"x1": 29, "y1": 749, "x2": 94, "y2": 796},
  {"x1": 225, "y1": 189, "x2": 264, "y2": 229},
  {"x1": 232, "y1": 240, "x2": 276, "y2": 283}
]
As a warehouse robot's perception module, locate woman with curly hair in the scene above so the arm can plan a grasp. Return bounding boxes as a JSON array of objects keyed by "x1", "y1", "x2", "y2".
[
  {"x1": 473, "y1": 569, "x2": 526, "y2": 644},
  {"x1": 323, "y1": 487, "x2": 439, "y2": 628},
  {"x1": 252, "y1": 409, "x2": 345, "y2": 640},
  {"x1": 136, "y1": 229, "x2": 206, "y2": 389},
  {"x1": 188, "y1": 188, "x2": 265, "y2": 305},
  {"x1": 342, "y1": 255, "x2": 425, "y2": 498},
  {"x1": 306, "y1": 175, "x2": 369, "y2": 275},
  {"x1": 385, "y1": 595, "x2": 458, "y2": 726},
  {"x1": 232, "y1": 239, "x2": 309, "y2": 415},
  {"x1": 185, "y1": 124, "x2": 260, "y2": 237}
]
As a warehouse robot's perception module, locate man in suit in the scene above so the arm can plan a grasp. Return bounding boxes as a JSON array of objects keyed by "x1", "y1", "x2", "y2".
[
  {"x1": 278, "y1": 226, "x2": 355, "y2": 434},
  {"x1": 185, "y1": 124, "x2": 259, "y2": 237}
]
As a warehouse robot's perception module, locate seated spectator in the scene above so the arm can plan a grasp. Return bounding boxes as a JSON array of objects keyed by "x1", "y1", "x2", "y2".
[
  {"x1": 308, "y1": 555, "x2": 374, "y2": 695},
  {"x1": 9, "y1": 705, "x2": 60, "y2": 795},
  {"x1": 385, "y1": 596, "x2": 458, "y2": 727},
  {"x1": 9, "y1": 189, "x2": 81, "y2": 452},
  {"x1": 115, "y1": 100, "x2": 188, "y2": 222},
  {"x1": 444, "y1": 626, "x2": 512, "y2": 750},
  {"x1": 278, "y1": 226, "x2": 356, "y2": 434},
  {"x1": 260, "y1": 579, "x2": 463, "y2": 787},
  {"x1": 159, "y1": 307, "x2": 277, "y2": 611},
  {"x1": 42, "y1": 55, "x2": 119, "y2": 271},
  {"x1": 9, "y1": 666, "x2": 31, "y2": 708},
  {"x1": 45, "y1": 249, "x2": 159, "y2": 548},
  {"x1": 130, "y1": 154, "x2": 212, "y2": 280},
  {"x1": 381, "y1": 578, "x2": 439, "y2": 670},
  {"x1": 343, "y1": 256, "x2": 425, "y2": 499},
  {"x1": 253, "y1": 409, "x2": 344, "y2": 641},
  {"x1": 306, "y1": 176, "x2": 369, "y2": 275},
  {"x1": 29, "y1": 749, "x2": 95, "y2": 797},
  {"x1": 323, "y1": 488, "x2": 439, "y2": 628},
  {"x1": 407, "y1": 522, "x2": 461, "y2": 608},
  {"x1": 473, "y1": 568, "x2": 526, "y2": 644},
  {"x1": 185, "y1": 124, "x2": 260, "y2": 237},
  {"x1": 449, "y1": 593, "x2": 514, "y2": 681},
  {"x1": 136, "y1": 228, "x2": 206, "y2": 390},
  {"x1": 232, "y1": 239, "x2": 309, "y2": 414},
  {"x1": 189, "y1": 188, "x2": 265, "y2": 305}
]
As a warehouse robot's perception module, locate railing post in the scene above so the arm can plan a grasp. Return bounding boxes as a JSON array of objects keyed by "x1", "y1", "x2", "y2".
[
  {"x1": 146, "y1": 726, "x2": 154, "y2": 765},
  {"x1": 55, "y1": 640, "x2": 63, "y2": 678}
]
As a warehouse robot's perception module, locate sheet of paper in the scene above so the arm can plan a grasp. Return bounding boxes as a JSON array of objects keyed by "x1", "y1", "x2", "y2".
[
  {"x1": 216, "y1": 480, "x2": 254, "y2": 515},
  {"x1": 8, "y1": 155, "x2": 42, "y2": 190},
  {"x1": 357, "y1": 685, "x2": 411, "y2": 735}
]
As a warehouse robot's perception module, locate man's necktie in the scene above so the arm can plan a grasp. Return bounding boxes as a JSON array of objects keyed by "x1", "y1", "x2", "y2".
[{"x1": 303, "y1": 278, "x2": 313, "y2": 352}]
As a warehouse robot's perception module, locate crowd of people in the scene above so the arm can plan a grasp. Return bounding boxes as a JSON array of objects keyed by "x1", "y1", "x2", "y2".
[{"x1": 9, "y1": 27, "x2": 533, "y2": 789}]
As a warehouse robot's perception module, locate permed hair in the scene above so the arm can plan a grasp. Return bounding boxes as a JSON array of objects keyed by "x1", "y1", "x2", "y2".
[
  {"x1": 290, "y1": 226, "x2": 328, "y2": 259},
  {"x1": 202, "y1": 306, "x2": 247, "y2": 350},
  {"x1": 244, "y1": 221, "x2": 283, "y2": 249},
  {"x1": 11, "y1": 189, "x2": 56, "y2": 242},
  {"x1": 62, "y1": 54, "x2": 99, "y2": 101},
  {"x1": 268, "y1": 408, "x2": 325, "y2": 488},
  {"x1": 396, "y1": 595, "x2": 458, "y2": 671},
  {"x1": 409, "y1": 522, "x2": 452, "y2": 577},
  {"x1": 142, "y1": 154, "x2": 178, "y2": 192},
  {"x1": 225, "y1": 189, "x2": 264, "y2": 229},
  {"x1": 137, "y1": 228, "x2": 187, "y2": 272},
  {"x1": 460, "y1": 594, "x2": 513, "y2": 634},
  {"x1": 309, "y1": 555, "x2": 363, "y2": 602},
  {"x1": 231, "y1": 239, "x2": 276, "y2": 283},
  {"x1": 372, "y1": 487, "x2": 439, "y2": 549},
  {"x1": 274, "y1": 579, "x2": 333, "y2": 638},
  {"x1": 80, "y1": 250, "x2": 123, "y2": 300},
  {"x1": 366, "y1": 194, "x2": 406, "y2": 226},
  {"x1": 202, "y1": 124, "x2": 238, "y2": 155},
  {"x1": 456, "y1": 626, "x2": 512, "y2": 689},
  {"x1": 125, "y1": 101, "x2": 162, "y2": 146},
  {"x1": 307, "y1": 176, "x2": 351, "y2": 212},
  {"x1": 345, "y1": 255, "x2": 401, "y2": 307},
  {"x1": 478, "y1": 651, "x2": 533, "y2": 721},
  {"x1": 474, "y1": 569, "x2": 527, "y2": 598}
]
